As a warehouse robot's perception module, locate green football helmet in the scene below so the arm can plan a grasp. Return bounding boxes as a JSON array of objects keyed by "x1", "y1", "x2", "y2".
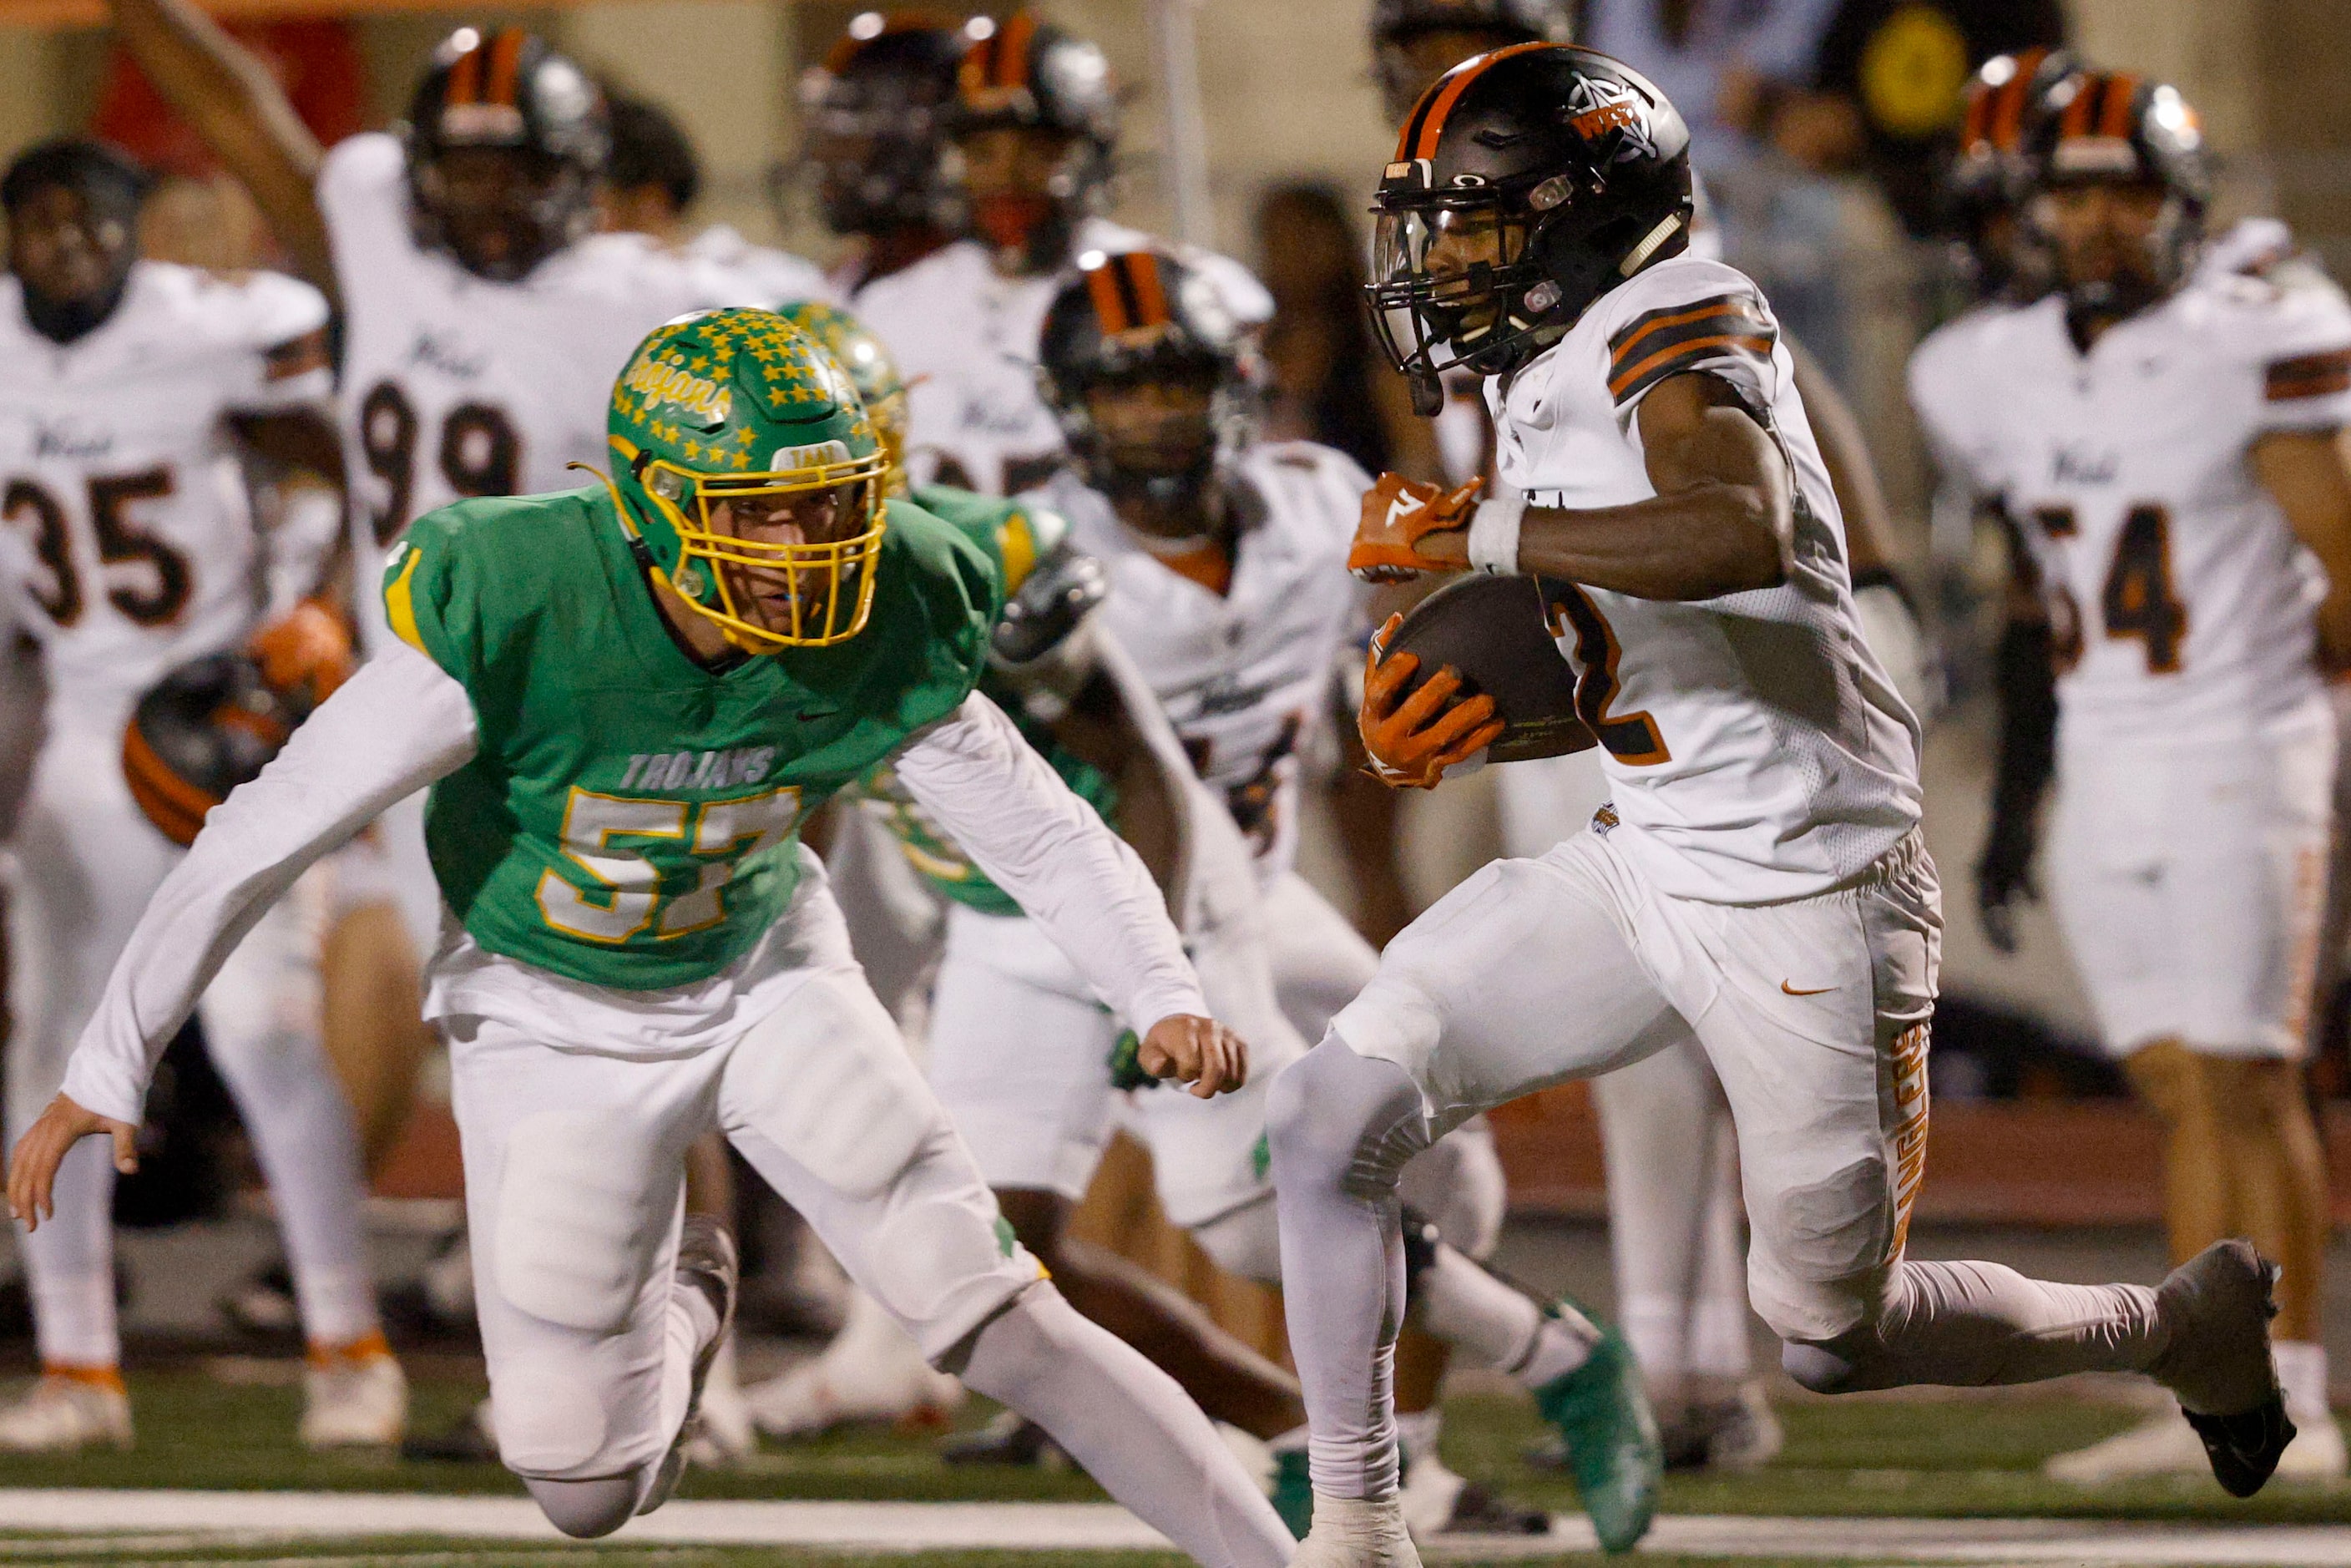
[
  {"x1": 606, "y1": 306, "x2": 887, "y2": 650},
  {"x1": 775, "y1": 299, "x2": 909, "y2": 494}
]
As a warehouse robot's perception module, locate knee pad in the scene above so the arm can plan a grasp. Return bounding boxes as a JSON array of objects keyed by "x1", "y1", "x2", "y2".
[
  {"x1": 728, "y1": 974, "x2": 940, "y2": 1201},
  {"x1": 848, "y1": 1129, "x2": 1042, "y2": 1360},
  {"x1": 526, "y1": 1473, "x2": 643, "y2": 1539},
  {"x1": 1780, "y1": 1327, "x2": 1883, "y2": 1396},
  {"x1": 493, "y1": 1110, "x2": 675, "y2": 1336},
  {"x1": 1189, "y1": 1196, "x2": 1283, "y2": 1286},
  {"x1": 1266, "y1": 1036, "x2": 1429, "y2": 1201}
]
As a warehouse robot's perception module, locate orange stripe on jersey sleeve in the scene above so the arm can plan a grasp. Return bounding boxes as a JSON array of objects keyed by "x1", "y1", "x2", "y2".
[
  {"x1": 1605, "y1": 293, "x2": 1777, "y2": 404},
  {"x1": 2266, "y1": 348, "x2": 2351, "y2": 402}
]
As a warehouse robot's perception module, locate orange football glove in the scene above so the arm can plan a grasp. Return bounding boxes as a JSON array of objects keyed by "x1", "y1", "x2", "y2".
[
  {"x1": 247, "y1": 599, "x2": 355, "y2": 706},
  {"x1": 1358, "y1": 612, "x2": 1505, "y2": 790},
  {"x1": 1347, "y1": 473, "x2": 1484, "y2": 582}
]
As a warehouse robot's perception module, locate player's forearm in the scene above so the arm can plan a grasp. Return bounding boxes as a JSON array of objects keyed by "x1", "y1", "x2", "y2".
[
  {"x1": 109, "y1": 0, "x2": 335, "y2": 301},
  {"x1": 1507, "y1": 483, "x2": 1792, "y2": 599},
  {"x1": 895, "y1": 691, "x2": 1208, "y2": 1029},
  {"x1": 60, "y1": 643, "x2": 477, "y2": 1123}
]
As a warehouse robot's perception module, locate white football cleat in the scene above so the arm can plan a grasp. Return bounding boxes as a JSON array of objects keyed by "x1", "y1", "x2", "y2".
[
  {"x1": 0, "y1": 1374, "x2": 133, "y2": 1453},
  {"x1": 301, "y1": 1346, "x2": 408, "y2": 1449},
  {"x1": 1290, "y1": 1493, "x2": 1423, "y2": 1568},
  {"x1": 746, "y1": 1291, "x2": 960, "y2": 1438},
  {"x1": 2276, "y1": 1414, "x2": 2348, "y2": 1480},
  {"x1": 2045, "y1": 1408, "x2": 2207, "y2": 1482}
]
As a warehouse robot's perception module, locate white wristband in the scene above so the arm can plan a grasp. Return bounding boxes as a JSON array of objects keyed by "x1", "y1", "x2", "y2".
[{"x1": 1466, "y1": 493, "x2": 1526, "y2": 575}]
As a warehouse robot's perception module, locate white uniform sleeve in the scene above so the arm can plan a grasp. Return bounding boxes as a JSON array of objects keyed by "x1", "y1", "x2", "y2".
[
  {"x1": 1600, "y1": 258, "x2": 1783, "y2": 418},
  {"x1": 316, "y1": 133, "x2": 414, "y2": 305},
  {"x1": 2252, "y1": 283, "x2": 2351, "y2": 436},
  {"x1": 59, "y1": 640, "x2": 478, "y2": 1124},
  {"x1": 891, "y1": 690, "x2": 1210, "y2": 1030},
  {"x1": 216, "y1": 269, "x2": 335, "y2": 412},
  {"x1": 1907, "y1": 315, "x2": 2002, "y2": 498}
]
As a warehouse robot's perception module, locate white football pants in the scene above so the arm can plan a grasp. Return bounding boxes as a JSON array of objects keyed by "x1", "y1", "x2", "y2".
[
  {"x1": 6, "y1": 703, "x2": 379, "y2": 1367},
  {"x1": 1497, "y1": 754, "x2": 1751, "y2": 1382}
]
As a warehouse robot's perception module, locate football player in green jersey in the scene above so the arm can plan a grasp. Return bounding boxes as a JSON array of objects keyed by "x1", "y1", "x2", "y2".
[{"x1": 6, "y1": 308, "x2": 1293, "y2": 1563}]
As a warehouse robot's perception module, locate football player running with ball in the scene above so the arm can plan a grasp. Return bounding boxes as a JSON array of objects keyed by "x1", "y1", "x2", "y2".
[
  {"x1": 1912, "y1": 69, "x2": 2351, "y2": 1483},
  {"x1": 0, "y1": 138, "x2": 398, "y2": 1453},
  {"x1": 1276, "y1": 45, "x2": 2301, "y2": 1568},
  {"x1": 7, "y1": 310, "x2": 1291, "y2": 1561}
]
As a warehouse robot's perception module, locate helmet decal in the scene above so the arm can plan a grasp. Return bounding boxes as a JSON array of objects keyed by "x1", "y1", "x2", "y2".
[{"x1": 606, "y1": 309, "x2": 889, "y2": 650}]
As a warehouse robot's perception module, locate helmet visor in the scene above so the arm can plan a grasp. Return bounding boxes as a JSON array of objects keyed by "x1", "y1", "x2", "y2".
[
  {"x1": 645, "y1": 446, "x2": 890, "y2": 648},
  {"x1": 1365, "y1": 195, "x2": 1534, "y2": 381}
]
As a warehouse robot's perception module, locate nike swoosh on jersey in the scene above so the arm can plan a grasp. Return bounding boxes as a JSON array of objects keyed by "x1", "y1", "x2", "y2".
[{"x1": 1781, "y1": 981, "x2": 1836, "y2": 996}]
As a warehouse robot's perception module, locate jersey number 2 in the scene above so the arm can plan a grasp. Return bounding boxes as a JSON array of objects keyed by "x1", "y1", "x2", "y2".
[
  {"x1": 361, "y1": 381, "x2": 521, "y2": 545},
  {"x1": 2, "y1": 468, "x2": 189, "y2": 629},
  {"x1": 1543, "y1": 583, "x2": 1670, "y2": 765},
  {"x1": 536, "y1": 784, "x2": 802, "y2": 943}
]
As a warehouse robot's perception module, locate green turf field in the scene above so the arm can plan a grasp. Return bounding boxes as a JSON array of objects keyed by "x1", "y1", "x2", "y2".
[
  {"x1": 0, "y1": 1364, "x2": 2338, "y2": 1523},
  {"x1": 0, "y1": 1363, "x2": 2341, "y2": 1565}
]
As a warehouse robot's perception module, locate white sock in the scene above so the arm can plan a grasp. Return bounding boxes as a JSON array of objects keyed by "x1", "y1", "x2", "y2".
[
  {"x1": 2276, "y1": 1341, "x2": 2331, "y2": 1426},
  {"x1": 961, "y1": 1286, "x2": 1293, "y2": 1568},
  {"x1": 292, "y1": 1264, "x2": 382, "y2": 1349},
  {"x1": 19, "y1": 1138, "x2": 120, "y2": 1368},
  {"x1": 1415, "y1": 1243, "x2": 1592, "y2": 1387},
  {"x1": 1689, "y1": 1293, "x2": 1752, "y2": 1382},
  {"x1": 1617, "y1": 1292, "x2": 1686, "y2": 1383}
]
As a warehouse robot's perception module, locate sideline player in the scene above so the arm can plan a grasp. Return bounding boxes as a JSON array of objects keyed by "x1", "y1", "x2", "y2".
[
  {"x1": 853, "y1": 9, "x2": 1272, "y2": 497},
  {"x1": 0, "y1": 138, "x2": 398, "y2": 1450},
  {"x1": 798, "y1": 11, "x2": 978, "y2": 296},
  {"x1": 11, "y1": 310, "x2": 1293, "y2": 1560},
  {"x1": 1914, "y1": 68, "x2": 2351, "y2": 1483},
  {"x1": 1277, "y1": 46, "x2": 2300, "y2": 1568}
]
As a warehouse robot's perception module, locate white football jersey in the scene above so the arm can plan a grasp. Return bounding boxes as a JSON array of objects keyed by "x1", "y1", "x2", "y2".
[
  {"x1": 1492, "y1": 253, "x2": 1922, "y2": 904},
  {"x1": 682, "y1": 223, "x2": 837, "y2": 309},
  {"x1": 319, "y1": 134, "x2": 759, "y2": 650},
  {"x1": 0, "y1": 261, "x2": 331, "y2": 710},
  {"x1": 1038, "y1": 441, "x2": 1369, "y2": 879},
  {"x1": 1909, "y1": 268, "x2": 2351, "y2": 746},
  {"x1": 855, "y1": 217, "x2": 1274, "y2": 498}
]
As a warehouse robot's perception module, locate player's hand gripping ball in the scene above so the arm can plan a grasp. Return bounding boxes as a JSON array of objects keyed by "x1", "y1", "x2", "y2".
[
  {"x1": 1360, "y1": 611, "x2": 1508, "y2": 789},
  {"x1": 1347, "y1": 471, "x2": 1483, "y2": 581}
]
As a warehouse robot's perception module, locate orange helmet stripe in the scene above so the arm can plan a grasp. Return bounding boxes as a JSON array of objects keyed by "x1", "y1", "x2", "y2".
[
  {"x1": 1123, "y1": 250, "x2": 1170, "y2": 326},
  {"x1": 1084, "y1": 259, "x2": 1130, "y2": 331},
  {"x1": 484, "y1": 28, "x2": 525, "y2": 108},
  {"x1": 962, "y1": 9, "x2": 1035, "y2": 99},
  {"x1": 2099, "y1": 72, "x2": 2141, "y2": 137},
  {"x1": 1397, "y1": 40, "x2": 1554, "y2": 164},
  {"x1": 446, "y1": 35, "x2": 483, "y2": 105},
  {"x1": 1986, "y1": 47, "x2": 2045, "y2": 149}
]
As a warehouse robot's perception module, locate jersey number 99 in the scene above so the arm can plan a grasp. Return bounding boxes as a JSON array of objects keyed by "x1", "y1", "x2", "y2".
[
  {"x1": 536, "y1": 784, "x2": 803, "y2": 944},
  {"x1": 361, "y1": 381, "x2": 522, "y2": 545}
]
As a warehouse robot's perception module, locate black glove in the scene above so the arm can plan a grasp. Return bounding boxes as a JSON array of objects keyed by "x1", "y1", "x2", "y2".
[{"x1": 1976, "y1": 615, "x2": 2058, "y2": 953}]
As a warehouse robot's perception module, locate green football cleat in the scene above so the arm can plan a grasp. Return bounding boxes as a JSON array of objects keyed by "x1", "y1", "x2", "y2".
[
  {"x1": 1271, "y1": 1446, "x2": 1315, "y2": 1539},
  {"x1": 1530, "y1": 1301, "x2": 1661, "y2": 1554}
]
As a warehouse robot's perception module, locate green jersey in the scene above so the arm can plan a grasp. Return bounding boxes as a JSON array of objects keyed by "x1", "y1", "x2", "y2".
[
  {"x1": 853, "y1": 486, "x2": 1115, "y2": 917},
  {"x1": 383, "y1": 484, "x2": 996, "y2": 989}
]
